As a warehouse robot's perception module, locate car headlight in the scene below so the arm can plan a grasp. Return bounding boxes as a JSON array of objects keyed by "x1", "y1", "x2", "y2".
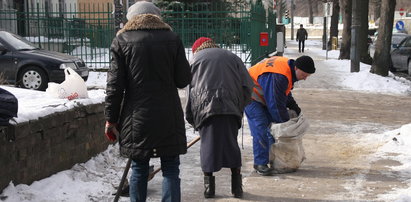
[{"x1": 59, "y1": 62, "x2": 77, "y2": 70}]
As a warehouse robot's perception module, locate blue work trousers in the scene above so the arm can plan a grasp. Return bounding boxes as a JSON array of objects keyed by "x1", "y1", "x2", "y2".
[
  {"x1": 130, "y1": 155, "x2": 181, "y2": 202},
  {"x1": 245, "y1": 101, "x2": 275, "y2": 165}
]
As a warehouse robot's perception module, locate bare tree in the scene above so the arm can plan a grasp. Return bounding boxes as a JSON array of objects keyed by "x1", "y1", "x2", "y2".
[
  {"x1": 328, "y1": 0, "x2": 340, "y2": 49},
  {"x1": 370, "y1": 0, "x2": 382, "y2": 22},
  {"x1": 359, "y1": 0, "x2": 372, "y2": 65},
  {"x1": 370, "y1": 0, "x2": 396, "y2": 76},
  {"x1": 308, "y1": 0, "x2": 313, "y2": 24},
  {"x1": 338, "y1": 0, "x2": 352, "y2": 59}
]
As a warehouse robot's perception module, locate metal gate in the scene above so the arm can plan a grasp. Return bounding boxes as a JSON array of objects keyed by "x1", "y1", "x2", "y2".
[{"x1": 161, "y1": 0, "x2": 276, "y2": 66}]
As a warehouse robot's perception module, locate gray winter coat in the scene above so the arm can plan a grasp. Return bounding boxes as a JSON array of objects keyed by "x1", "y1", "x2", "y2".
[{"x1": 185, "y1": 47, "x2": 254, "y2": 129}]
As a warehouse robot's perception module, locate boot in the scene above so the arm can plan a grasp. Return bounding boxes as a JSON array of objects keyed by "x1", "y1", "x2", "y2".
[
  {"x1": 204, "y1": 176, "x2": 215, "y2": 198},
  {"x1": 231, "y1": 174, "x2": 243, "y2": 198}
]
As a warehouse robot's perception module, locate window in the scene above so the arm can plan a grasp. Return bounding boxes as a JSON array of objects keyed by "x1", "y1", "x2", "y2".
[{"x1": 403, "y1": 38, "x2": 411, "y2": 47}]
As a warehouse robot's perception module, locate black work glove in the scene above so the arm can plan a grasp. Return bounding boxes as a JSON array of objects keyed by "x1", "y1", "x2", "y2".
[
  {"x1": 287, "y1": 102, "x2": 301, "y2": 116},
  {"x1": 293, "y1": 106, "x2": 301, "y2": 115}
]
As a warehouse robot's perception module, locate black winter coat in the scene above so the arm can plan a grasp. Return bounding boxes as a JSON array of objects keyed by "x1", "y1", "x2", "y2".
[
  {"x1": 296, "y1": 28, "x2": 308, "y2": 41},
  {"x1": 105, "y1": 14, "x2": 191, "y2": 160}
]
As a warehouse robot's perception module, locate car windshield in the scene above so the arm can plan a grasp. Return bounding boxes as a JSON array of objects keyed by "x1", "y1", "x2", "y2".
[
  {"x1": 397, "y1": 37, "x2": 411, "y2": 47},
  {"x1": 392, "y1": 35, "x2": 408, "y2": 45},
  {"x1": 0, "y1": 32, "x2": 39, "y2": 51}
]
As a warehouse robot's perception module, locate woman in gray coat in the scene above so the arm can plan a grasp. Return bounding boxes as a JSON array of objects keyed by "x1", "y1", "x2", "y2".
[{"x1": 185, "y1": 37, "x2": 254, "y2": 199}]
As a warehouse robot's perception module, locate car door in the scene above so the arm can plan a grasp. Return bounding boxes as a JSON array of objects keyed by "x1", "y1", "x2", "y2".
[
  {"x1": 0, "y1": 41, "x2": 17, "y2": 83},
  {"x1": 391, "y1": 37, "x2": 411, "y2": 72}
]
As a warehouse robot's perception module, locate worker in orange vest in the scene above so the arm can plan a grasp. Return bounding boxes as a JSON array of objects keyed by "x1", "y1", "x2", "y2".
[{"x1": 245, "y1": 55, "x2": 315, "y2": 176}]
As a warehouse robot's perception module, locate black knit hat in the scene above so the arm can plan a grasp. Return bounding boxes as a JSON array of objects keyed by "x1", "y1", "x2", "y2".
[{"x1": 295, "y1": 55, "x2": 316, "y2": 74}]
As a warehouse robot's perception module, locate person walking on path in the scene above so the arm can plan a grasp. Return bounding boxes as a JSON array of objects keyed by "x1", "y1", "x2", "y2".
[
  {"x1": 104, "y1": 2, "x2": 191, "y2": 202},
  {"x1": 245, "y1": 55, "x2": 315, "y2": 176},
  {"x1": 296, "y1": 24, "x2": 308, "y2": 53},
  {"x1": 185, "y1": 37, "x2": 254, "y2": 199}
]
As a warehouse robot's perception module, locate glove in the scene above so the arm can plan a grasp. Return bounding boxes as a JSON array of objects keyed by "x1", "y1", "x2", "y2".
[
  {"x1": 288, "y1": 109, "x2": 298, "y2": 118},
  {"x1": 105, "y1": 121, "x2": 119, "y2": 141}
]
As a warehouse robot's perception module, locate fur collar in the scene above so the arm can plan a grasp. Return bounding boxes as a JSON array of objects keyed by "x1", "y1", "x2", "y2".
[{"x1": 117, "y1": 14, "x2": 172, "y2": 36}]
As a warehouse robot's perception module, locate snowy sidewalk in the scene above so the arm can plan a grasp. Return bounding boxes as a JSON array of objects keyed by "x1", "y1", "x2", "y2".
[{"x1": 2, "y1": 40, "x2": 411, "y2": 202}]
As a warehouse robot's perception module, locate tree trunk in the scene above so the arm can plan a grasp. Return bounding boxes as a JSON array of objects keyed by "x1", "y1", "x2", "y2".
[
  {"x1": 313, "y1": 0, "x2": 319, "y2": 18},
  {"x1": 328, "y1": 0, "x2": 340, "y2": 49},
  {"x1": 277, "y1": 0, "x2": 283, "y2": 23},
  {"x1": 358, "y1": 0, "x2": 372, "y2": 65},
  {"x1": 308, "y1": 0, "x2": 313, "y2": 24},
  {"x1": 370, "y1": 0, "x2": 396, "y2": 76},
  {"x1": 350, "y1": 0, "x2": 361, "y2": 72},
  {"x1": 339, "y1": 0, "x2": 352, "y2": 59},
  {"x1": 374, "y1": 0, "x2": 381, "y2": 22}
]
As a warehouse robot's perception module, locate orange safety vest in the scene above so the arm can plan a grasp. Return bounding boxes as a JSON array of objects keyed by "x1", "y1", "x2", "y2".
[{"x1": 248, "y1": 56, "x2": 293, "y2": 105}]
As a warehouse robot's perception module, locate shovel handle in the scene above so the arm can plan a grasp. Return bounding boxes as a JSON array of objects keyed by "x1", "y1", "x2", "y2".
[
  {"x1": 148, "y1": 136, "x2": 201, "y2": 181},
  {"x1": 113, "y1": 157, "x2": 132, "y2": 202}
]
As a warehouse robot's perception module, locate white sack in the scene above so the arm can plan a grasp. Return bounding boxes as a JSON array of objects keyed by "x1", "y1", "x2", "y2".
[
  {"x1": 46, "y1": 68, "x2": 88, "y2": 100},
  {"x1": 269, "y1": 112, "x2": 309, "y2": 173}
]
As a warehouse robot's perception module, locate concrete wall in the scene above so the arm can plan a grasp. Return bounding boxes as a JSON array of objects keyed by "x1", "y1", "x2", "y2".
[{"x1": 0, "y1": 103, "x2": 110, "y2": 191}]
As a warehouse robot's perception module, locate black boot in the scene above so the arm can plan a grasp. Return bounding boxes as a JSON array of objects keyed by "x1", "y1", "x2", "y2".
[
  {"x1": 231, "y1": 174, "x2": 243, "y2": 198},
  {"x1": 204, "y1": 176, "x2": 215, "y2": 198}
]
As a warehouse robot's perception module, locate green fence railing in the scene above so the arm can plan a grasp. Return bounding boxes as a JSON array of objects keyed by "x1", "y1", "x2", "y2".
[
  {"x1": 0, "y1": 2, "x2": 114, "y2": 69},
  {"x1": 160, "y1": 0, "x2": 276, "y2": 66},
  {"x1": 0, "y1": 0, "x2": 276, "y2": 68}
]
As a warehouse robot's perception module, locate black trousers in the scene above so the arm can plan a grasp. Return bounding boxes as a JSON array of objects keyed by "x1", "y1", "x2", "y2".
[{"x1": 298, "y1": 40, "x2": 305, "y2": 52}]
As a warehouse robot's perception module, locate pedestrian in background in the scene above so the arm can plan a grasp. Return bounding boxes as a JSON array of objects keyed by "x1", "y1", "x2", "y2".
[
  {"x1": 245, "y1": 55, "x2": 315, "y2": 176},
  {"x1": 104, "y1": 2, "x2": 191, "y2": 202},
  {"x1": 185, "y1": 37, "x2": 254, "y2": 199},
  {"x1": 296, "y1": 24, "x2": 308, "y2": 53}
]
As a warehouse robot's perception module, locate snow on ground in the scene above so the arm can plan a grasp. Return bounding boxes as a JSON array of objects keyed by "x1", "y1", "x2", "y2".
[
  {"x1": 0, "y1": 86, "x2": 105, "y2": 124},
  {"x1": 1, "y1": 39, "x2": 411, "y2": 201}
]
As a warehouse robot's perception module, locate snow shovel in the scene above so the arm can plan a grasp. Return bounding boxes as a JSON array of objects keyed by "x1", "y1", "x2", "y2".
[
  {"x1": 113, "y1": 136, "x2": 201, "y2": 201},
  {"x1": 113, "y1": 157, "x2": 131, "y2": 202}
]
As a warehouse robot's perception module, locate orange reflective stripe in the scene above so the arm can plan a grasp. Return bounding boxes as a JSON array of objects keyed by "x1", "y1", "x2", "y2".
[{"x1": 248, "y1": 56, "x2": 293, "y2": 104}]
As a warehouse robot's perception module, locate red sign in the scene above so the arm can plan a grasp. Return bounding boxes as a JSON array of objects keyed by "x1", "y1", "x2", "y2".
[
  {"x1": 399, "y1": 8, "x2": 405, "y2": 16},
  {"x1": 260, "y1": 32, "x2": 269, "y2": 46}
]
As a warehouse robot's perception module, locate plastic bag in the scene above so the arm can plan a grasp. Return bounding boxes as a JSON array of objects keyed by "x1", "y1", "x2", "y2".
[
  {"x1": 46, "y1": 68, "x2": 88, "y2": 100},
  {"x1": 269, "y1": 112, "x2": 309, "y2": 173}
]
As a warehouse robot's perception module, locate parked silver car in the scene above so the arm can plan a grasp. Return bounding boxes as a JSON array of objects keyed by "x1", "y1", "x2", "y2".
[
  {"x1": 369, "y1": 33, "x2": 411, "y2": 75},
  {"x1": 391, "y1": 35, "x2": 411, "y2": 75},
  {"x1": 369, "y1": 33, "x2": 409, "y2": 57}
]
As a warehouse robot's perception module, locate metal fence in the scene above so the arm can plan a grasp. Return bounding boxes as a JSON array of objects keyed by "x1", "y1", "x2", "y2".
[
  {"x1": 161, "y1": 1, "x2": 276, "y2": 66},
  {"x1": 0, "y1": 2, "x2": 114, "y2": 69},
  {"x1": 0, "y1": 0, "x2": 276, "y2": 68}
]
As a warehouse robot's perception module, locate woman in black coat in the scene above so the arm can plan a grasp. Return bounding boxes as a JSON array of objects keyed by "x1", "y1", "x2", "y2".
[{"x1": 104, "y1": 2, "x2": 191, "y2": 201}]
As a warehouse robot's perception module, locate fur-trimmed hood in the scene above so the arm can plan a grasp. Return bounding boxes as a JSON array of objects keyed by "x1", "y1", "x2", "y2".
[{"x1": 117, "y1": 14, "x2": 172, "y2": 36}]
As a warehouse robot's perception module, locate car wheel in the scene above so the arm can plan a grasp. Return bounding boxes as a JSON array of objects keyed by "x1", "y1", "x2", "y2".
[{"x1": 18, "y1": 66, "x2": 48, "y2": 91}]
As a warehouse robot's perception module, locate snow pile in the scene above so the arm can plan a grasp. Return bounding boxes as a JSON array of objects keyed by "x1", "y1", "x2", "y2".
[
  {"x1": 0, "y1": 86, "x2": 105, "y2": 124},
  {"x1": 376, "y1": 124, "x2": 411, "y2": 202},
  {"x1": 1, "y1": 145, "x2": 124, "y2": 202},
  {"x1": 341, "y1": 66, "x2": 411, "y2": 95}
]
